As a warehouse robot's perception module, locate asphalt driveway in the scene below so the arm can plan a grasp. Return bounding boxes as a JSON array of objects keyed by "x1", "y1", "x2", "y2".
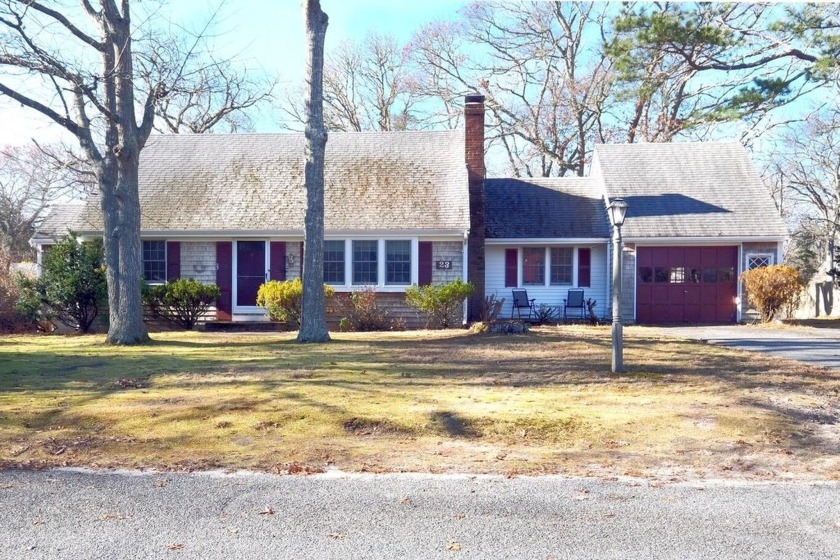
[
  {"x1": 1, "y1": 469, "x2": 839, "y2": 559},
  {"x1": 658, "y1": 325, "x2": 840, "y2": 370}
]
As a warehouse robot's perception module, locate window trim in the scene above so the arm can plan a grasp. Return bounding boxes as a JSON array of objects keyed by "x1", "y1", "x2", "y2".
[
  {"x1": 324, "y1": 237, "x2": 418, "y2": 290},
  {"x1": 323, "y1": 240, "x2": 346, "y2": 285},
  {"x1": 142, "y1": 239, "x2": 167, "y2": 284},
  {"x1": 385, "y1": 239, "x2": 412, "y2": 286},
  {"x1": 549, "y1": 247, "x2": 574, "y2": 286},
  {"x1": 352, "y1": 239, "x2": 379, "y2": 285},
  {"x1": 514, "y1": 246, "x2": 590, "y2": 288},
  {"x1": 522, "y1": 246, "x2": 546, "y2": 286},
  {"x1": 746, "y1": 253, "x2": 774, "y2": 271}
]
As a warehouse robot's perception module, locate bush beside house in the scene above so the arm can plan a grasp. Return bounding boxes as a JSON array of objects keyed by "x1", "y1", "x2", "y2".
[
  {"x1": 405, "y1": 279, "x2": 475, "y2": 329},
  {"x1": 741, "y1": 264, "x2": 805, "y2": 322},
  {"x1": 16, "y1": 234, "x2": 107, "y2": 333},
  {"x1": 257, "y1": 278, "x2": 336, "y2": 329},
  {"x1": 143, "y1": 279, "x2": 221, "y2": 330}
]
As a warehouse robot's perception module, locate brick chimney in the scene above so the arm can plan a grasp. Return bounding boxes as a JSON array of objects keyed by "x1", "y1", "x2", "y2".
[{"x1": 465, "y1": 94, "x2": 486, "y2": 322}]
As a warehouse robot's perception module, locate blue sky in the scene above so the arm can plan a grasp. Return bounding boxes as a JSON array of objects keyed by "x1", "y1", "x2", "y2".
[{"x1": 0, "y1": 0, "x2": 468, "y2": 146}]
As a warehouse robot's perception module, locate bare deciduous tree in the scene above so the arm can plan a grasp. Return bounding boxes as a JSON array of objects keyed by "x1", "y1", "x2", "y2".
[
  {"x1": 298, "y1": 0, "x2": 330, "y2": 343},
  {"x1": 412, "y1": 2, "x2": 614, "y2": 177},
  {"x1": 281, "y1": 32, "x2": 422, "y2": 132},
  {"x1": 136, "y1": 19, "x2": 277, "y2": 133},
  {"x1": 0, "y1": 146, "x2": 75, "y2": 263},
  {"x1": 0, "y1": 1, "x2": 277, "y2": 343},
  {"x1": 0, "y1": 0, "x2": 159, "y2": 344},
  {"x1": 773, "y1": 109, "x2": 840, "y2": 276}
]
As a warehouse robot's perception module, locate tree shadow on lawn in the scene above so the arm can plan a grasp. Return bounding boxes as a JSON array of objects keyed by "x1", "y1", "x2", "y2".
[
  {"x1": 4, "y1": 328, "x2": 838, "y2": 395},
  {"x1": 2, "y1": 330, "x2": 836, "y2": 425}
]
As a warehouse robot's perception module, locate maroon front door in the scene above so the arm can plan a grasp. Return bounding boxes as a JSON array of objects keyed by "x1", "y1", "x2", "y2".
[
  {"x1": 636, "y1": 246, "x2": 737, "y2": 324},
  {"x1": 236, "y1": 241, "x2": 266, "y2": 308}
]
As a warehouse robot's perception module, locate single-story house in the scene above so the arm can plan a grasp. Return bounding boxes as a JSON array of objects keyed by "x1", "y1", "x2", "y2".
[{"x1": 33, "y1": 96, "x2": 786, "y2": 326}]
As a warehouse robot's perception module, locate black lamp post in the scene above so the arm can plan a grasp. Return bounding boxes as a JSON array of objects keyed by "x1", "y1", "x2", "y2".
[{"x1": 608, "y1": 197, "x2": 629, "y2": 373}]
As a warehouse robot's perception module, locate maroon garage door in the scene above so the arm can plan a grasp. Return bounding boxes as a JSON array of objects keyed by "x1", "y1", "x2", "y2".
[{"x1": 636, "y1": 246, "x2": 738, "y2": 324}]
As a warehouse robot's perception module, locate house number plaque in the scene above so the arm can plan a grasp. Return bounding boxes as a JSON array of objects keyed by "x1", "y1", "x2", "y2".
[{"x1": 435, "y1": 260, "x2": 452, "y2": 270}]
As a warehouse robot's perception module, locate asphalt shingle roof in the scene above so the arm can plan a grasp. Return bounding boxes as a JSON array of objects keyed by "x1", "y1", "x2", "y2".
[
  {"x1": 485, "y1": 177, "x2": 610, "y2": 239},
  {"x1": 64, "y1": 131, "x2": 469, "y2": 235},
  {"x1": 594, "y1": 142, "x2": 787, "y2": 239},
  {"x1": 34, "y1": 203, "x2": 87, "y2": 240}
]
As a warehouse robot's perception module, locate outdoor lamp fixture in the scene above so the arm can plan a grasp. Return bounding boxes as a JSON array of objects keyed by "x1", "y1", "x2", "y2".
[{"x1": 608, "y1": 197, "x2": 629, "y2": 373}]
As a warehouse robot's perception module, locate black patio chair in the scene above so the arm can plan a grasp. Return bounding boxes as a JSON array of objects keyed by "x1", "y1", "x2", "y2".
[
  {"x1": 511, "y1": 289, "x2": 536, "y2": 320},
  {"x1": 563, "y1": 288, "x2": 585, "y2": 320}
]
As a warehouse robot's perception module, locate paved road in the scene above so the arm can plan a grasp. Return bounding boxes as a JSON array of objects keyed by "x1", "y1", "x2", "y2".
[
  {"x1": 1, "y1": 469, "x2": 839, "y2": 559},
  {"x1": 659, "y1": 325, "x2": 840, "y2": 370}
]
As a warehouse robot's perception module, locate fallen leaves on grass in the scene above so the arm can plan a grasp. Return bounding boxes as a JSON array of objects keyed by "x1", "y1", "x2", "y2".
[
  {"x1": 118, "y1": 378, "x2": 144, "y2": 389},
  {"x1": 270, "y1": 462, "x2": 326, "y2": 475}
]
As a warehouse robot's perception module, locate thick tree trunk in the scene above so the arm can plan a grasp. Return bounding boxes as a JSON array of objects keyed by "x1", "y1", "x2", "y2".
[
  {"x1": 297, "y1": 0, "x2": 330, "y2": 343},
  {"x1": 102, "y1": 157, "x2": 149, "y2": 344},
  {"x1": 101, "y1": 2, "x2": 150, "y2": 344}
]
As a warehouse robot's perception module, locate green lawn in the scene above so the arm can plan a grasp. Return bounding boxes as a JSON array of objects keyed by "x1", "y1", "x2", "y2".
[{"x1": 1, "y1": 326, "x2": 838, "y2": 479}]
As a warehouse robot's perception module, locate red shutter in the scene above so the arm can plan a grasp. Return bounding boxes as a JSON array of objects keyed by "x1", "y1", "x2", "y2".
[
  {"x1": 216, "y1": 242, "x2": 233, "y2": 321},
  {"x1": 505, "y1": 249, "x2": 518, "y2": 287},
  {"x1": 578, "y1": 248, "x2": 591, "y2": 288},
  {"x1": 418, "y1": 242, "x2": 433, "y2": 286},
  {"x1": 270, "y1": 242, "x2": 287, "y2": 281},
  {"x1": 166, "y1": 241, "x2": 180, "y2": 281}
]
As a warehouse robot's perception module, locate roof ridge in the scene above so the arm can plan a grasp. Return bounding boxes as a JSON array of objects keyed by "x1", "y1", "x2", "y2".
[
  {"x1": 146, "y1": 129, "x2": 463, "y2": 140},
  {"x1": 595, "y1": 140, "x2": 744, "y2": 148}
]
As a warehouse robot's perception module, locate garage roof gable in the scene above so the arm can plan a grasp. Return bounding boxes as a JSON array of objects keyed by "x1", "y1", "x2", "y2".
[{"x1": 594, "y1": 142, "x2": 787, "y2": 240}]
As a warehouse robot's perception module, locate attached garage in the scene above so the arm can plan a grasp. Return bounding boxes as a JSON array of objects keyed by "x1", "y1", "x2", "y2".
[{"x1": 636, "y1": 246, "x2": 738, "y2": 324}]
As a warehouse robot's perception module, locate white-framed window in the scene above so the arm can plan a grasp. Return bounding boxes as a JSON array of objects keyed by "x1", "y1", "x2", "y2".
[
  {"x1": 385, "y1": 240, "x2": 411, "y2": 285},
  {"x1": 747, "y1": 253, "x2": 774, "y2": 270},
  {"x1": 324, "y1": 238, "x2": 418, "y2": 288},
  {"x1": 550, "y1": 247, "x2": 573, "y2": 285},
  {"x1": 515, "y1": 246, "x2": 583, "y2": 287},
  {"x1": 323, "y1": 240, "x2": 345, "y2": 285},
  {"x1": 143, "y1": 240, "x2": 166, "y2": 283},
  {"x1": 522, "y1": 247, "x2": 546, "y2": 285},
  {"x1": 352, "y1": 240, "x2": 378, "y2": 284}
]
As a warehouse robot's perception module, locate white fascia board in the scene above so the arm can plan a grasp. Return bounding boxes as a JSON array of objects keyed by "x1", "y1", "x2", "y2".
[
  {"x1": 627, "y1": 236, "x2": 785, "y2": 245},
  {"x1": 30, "y1": 237, "x2": 57, "y2": 246},
  {"x1": 485, "y1": 238, "x2": 609, "y2": 245}
]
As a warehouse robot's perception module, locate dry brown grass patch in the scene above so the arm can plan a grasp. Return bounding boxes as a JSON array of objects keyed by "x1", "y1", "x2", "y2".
[{"x1": 1, "y1": 327, "x2": 838, "y2": 480}]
